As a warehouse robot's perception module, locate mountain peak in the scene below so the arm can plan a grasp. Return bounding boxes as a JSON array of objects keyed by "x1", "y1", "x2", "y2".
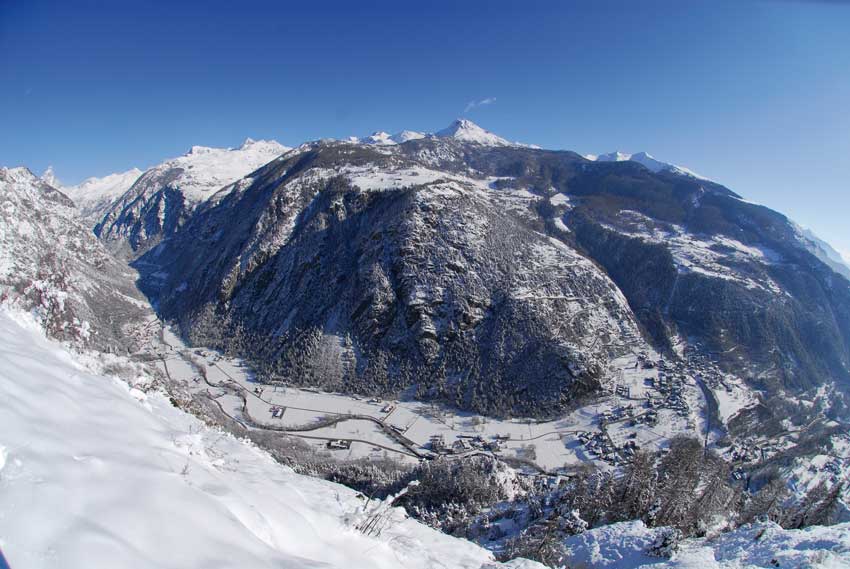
[
  {"x1": 362, "y1": 131, "x2": 395, "y2": 145},
  {"x1": 435, "y1": 119, "x2": 511, "y2": 146},
  {"x1": 40, "y1": 165, "x2": 60, "y2": 187}
]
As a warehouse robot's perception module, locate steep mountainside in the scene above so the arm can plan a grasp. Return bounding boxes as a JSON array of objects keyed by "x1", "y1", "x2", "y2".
[
  {"x1": 138, "y1": 142, "x2": 646, "y2": 417},
  {"x1": 95, "y1": 138, "x2": 289, "y2": 255},
  {"x1": 0, "y1": 167, "x2": 150, "y2": 352},
  {"x1": 120, "y1": 122, "x2": 849, "y2": 417}
]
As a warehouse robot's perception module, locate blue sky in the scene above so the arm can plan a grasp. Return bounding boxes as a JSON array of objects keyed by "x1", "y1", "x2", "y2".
[{"x1": 2, "y1": 0, "x2": 849, "y2": 257}]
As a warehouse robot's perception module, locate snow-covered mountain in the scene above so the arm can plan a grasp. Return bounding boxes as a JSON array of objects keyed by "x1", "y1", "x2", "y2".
[
  {"x1": 436, "y1": 118, "x2": 512, "y2": 146},
  {"x1": 132, "y1": 123, "x2": 850, "y2": 419},
  {"x1": 351, "y1": 120, "x2": 511, "y2": 147},
  {"x1": 0, "y1": 167, "x2": 150, "y2": 351},
  {"x1": 393, "y1": 129, "x2": 428, "y2": 143},
  {"x1": 56, "y1": 167, "x2": 143, "y2": 225},
  {"x1": 95, "y1": 138, "x2": 290, "y2": 253},
  {"x1": 794, "y1": 224, "x2": 850, "y2": 281},
  {"x1": 140, "y1": 138, "x2": 645, "y2": 417},
  {"x1": 588, "y1": 150, "x2": 707, "y2": 179},
  {"x1": 357, "y1": 131, "x2": 427, "y2": 145},
  {"x1": 4, "y1": 120, "x2": 850, "y2": 569}
]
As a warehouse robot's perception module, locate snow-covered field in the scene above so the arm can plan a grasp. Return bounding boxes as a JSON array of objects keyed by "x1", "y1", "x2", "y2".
[
  {"x1": 0, "y1": 309, "x2": 543, "y2": 569},
  {"x1": 154, "y1": 327, "x2": 711, "y2": 472}
]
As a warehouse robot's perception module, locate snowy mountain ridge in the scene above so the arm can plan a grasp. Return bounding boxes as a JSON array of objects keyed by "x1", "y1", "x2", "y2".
[
  {"x1": 53, "y1": 167, "x2": 144, "y2": 224},
  {"x1": 793, "y1": 222, "x2": 850, "y2": 281},
  {"x1": 586, "y1": 150, "x2": 708, "y2": 180},
  {"x1": 350, "y1": 119, "x2": 512, "y2": 147},
  {"x1": 95, "y1": 137, "x2": 291, "y2": 252}
]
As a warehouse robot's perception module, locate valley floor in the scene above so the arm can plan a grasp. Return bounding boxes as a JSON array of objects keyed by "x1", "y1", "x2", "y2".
[{"x1": 148, "y1": 324, "x2": 747, "y2": 473}]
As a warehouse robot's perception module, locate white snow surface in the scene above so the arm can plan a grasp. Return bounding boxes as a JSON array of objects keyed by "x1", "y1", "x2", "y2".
[
  {"x1": 57, "y1": 168, "x2": 144, "y2": 222},
  {"x1": 436, "y1": 119, "x2": 512, "y2": 146},
  {"x1": 610, "y1": 210, "x2": 782, "y2": 293},
  {"x1": 589, "y1": 150, "x2": 708, "y2": 180},
  {"x1": 154, "y1": 138, "x2": 289, "y2": 203},
  {"x1": 0, "y1": 309, "x2": 541, "y2": 569},
  {"x1": 561, "y1": 519, "x2": 850, "y2": 568},
  {"x1": 350, "y1": 130, "x2": 426, "y2": 145},
  {"x1": 352, "y1": 120, "x2": 512, "y2": 147}
]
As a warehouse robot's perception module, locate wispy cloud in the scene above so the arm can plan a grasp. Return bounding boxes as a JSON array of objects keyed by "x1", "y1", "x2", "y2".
[{"x1": 464, "y1": 97, "x2": 497, "y2": 113}]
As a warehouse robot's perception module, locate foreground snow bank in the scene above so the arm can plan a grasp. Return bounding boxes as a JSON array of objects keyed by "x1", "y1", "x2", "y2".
[
  {"x1": 562, "y1": 519, "x2": 850, "y2": 568},
  {"x1": 0, "y1": 310, "x2": 541, "y2": 569}
]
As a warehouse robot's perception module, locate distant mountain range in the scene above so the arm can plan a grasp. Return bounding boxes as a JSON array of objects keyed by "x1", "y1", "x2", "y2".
[{"x1": 18, "y1": 120, "x2": 850, "y2": 420}]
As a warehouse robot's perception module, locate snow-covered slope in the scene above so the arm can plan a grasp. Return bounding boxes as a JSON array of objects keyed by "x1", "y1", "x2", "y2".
[
  {"x1": 96, "y1": 138, "x2": 290, "y2": 252},
  {"x1": 589, "y1": 151, "x2": 707, "y2": 180},
  {"x1": 0, "y1": 167, "x2": 149, "y2": 351},
  {"x1": 58, "y1": 168, "x2": 143, "y2": 225},
  {"x1": 560, "y1": 519, "x2": 850, "y2": 568},
  {"x1": 352, "y1": 120, "x2": 513, "y2": 147},
  {"x1": 436, "y1": 119, "x2": 512, "y2": 146},
  {"x1": 393, "y1": 129, "x2": 427, "y2": 143},
  {"x1": 794, "y1": 224, "x2": 850, "y2": 281},
  {"x1": 0, "y1": 309, "x2": 541, "y2": 569}
]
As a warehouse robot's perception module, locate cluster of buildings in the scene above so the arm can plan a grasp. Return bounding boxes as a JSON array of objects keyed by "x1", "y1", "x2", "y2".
[
  {"x1": 645, "y1": 371, "x2": 690, "y2": 418},
  {"x1": 577, "y1": 431, "x2": 623, "y2": 465},
  {"x1": 427, "y1": 434, "x2": 504, "y2": 454},
  {"x1": 599, "y1": 404, "x2": 636, "y2": 426},
  {"x1": 683, "y1": 345, "x2": 734, "y2": 392}
]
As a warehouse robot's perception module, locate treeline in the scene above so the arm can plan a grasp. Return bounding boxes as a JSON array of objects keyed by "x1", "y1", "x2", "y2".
[{"x1": 500, "y1": 435, "x2": 845, "y2": 567}]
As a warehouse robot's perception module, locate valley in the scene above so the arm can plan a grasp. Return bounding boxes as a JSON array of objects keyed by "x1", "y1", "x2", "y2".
[
  {"x1": 3, "y1": 117, "x2": 849, "y2": 569},
  {"x1": 147, "y1": 321, "x2": 757, "y2": 474}
]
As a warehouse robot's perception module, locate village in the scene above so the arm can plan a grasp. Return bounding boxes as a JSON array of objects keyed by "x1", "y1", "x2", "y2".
[{"x1": 143, "y1": 322, "x2": 766, "y2": 474}]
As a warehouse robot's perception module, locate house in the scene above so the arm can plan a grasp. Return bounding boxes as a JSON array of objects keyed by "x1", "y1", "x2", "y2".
[{"x1": 428, "y1": 434, "x2": 446, "y2": 452}]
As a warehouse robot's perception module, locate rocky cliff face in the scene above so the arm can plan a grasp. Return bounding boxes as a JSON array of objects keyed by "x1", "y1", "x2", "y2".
[{"x1": 121, "y1": 125, "x2": 849, "y2": 416}]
